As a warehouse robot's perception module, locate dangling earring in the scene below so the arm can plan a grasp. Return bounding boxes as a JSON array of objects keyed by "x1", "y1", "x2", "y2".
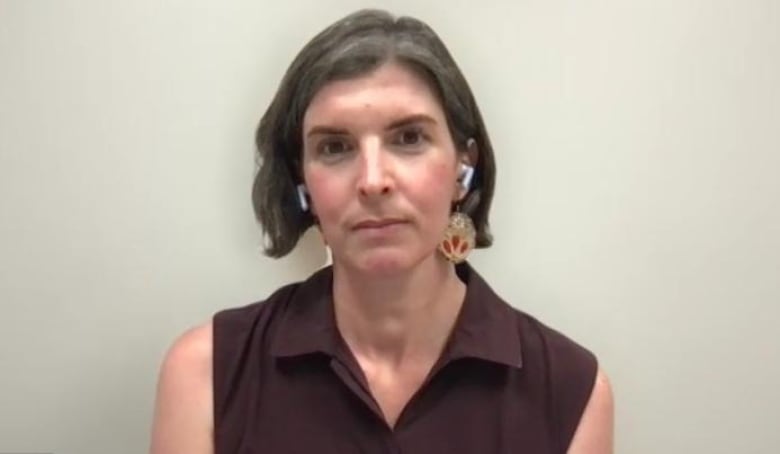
[
  {"x1": 296, "y1": 184, "x2": 309, "y2": 212},
  {"x1": 439, "y1": 211, "x2": 476, "y2": 263},
  {"x1": 438, "y1": 164, "x2": 476, "y2": 264}
]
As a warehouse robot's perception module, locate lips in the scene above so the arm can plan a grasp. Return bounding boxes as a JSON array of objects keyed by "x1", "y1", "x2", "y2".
[{"x1": 352, "y1": 218, "x2": 407, "y2": 230}]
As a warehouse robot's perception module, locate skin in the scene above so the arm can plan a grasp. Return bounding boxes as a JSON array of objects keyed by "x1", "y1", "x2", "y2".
[{"x1": 148, "y1": 61, "x2": 614, "y2": 454}]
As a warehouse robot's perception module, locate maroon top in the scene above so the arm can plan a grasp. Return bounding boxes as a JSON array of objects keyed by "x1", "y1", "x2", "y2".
[{"x1": 213, "y1": 263, "x2": 597, "y2": 454}]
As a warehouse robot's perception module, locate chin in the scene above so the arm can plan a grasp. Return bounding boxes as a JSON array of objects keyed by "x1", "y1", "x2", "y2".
[{"x1": 349, "y1": 248, "x2": 425, "y2": 276}]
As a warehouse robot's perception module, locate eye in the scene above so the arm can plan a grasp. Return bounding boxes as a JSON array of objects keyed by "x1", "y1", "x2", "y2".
[
  {"x1": 317, "y1": 137, "x2": 353, "y2": 157},
  {"x1": 393, "y1": 127, "x2": 428, "y2": 148}
]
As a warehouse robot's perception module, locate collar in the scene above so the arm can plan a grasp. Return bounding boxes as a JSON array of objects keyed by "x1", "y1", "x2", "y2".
[{"x1": 269, "y1": 262, "x2": 523, "y2": 370}]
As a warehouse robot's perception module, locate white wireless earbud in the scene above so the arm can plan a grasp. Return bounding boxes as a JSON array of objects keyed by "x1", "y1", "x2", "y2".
[
  {"x1": 296, "y1": 184, "x2": 309, "y2": 212},
  {"x1": 460, "y1": 164, "x2": 475, "y2": 191}
]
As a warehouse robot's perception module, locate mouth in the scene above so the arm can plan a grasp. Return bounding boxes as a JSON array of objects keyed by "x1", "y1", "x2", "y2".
[{"x1": 352, "y1": 218, "x2": 408, "y2": 231}]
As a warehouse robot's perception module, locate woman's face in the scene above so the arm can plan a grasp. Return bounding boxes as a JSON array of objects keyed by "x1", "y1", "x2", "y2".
[{"x1": 301, "y1": 62, "x2": 468, "y2": 275}]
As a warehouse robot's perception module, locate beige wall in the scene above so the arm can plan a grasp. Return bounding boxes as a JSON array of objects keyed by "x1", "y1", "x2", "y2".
[{"x1": 1, "y1": 1, "x2": 778, "y2": 453}]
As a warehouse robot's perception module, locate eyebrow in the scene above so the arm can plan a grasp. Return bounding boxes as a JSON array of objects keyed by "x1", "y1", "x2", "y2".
[{"x1": 305, "y1": 114, "x2": 438, "y2": 138}]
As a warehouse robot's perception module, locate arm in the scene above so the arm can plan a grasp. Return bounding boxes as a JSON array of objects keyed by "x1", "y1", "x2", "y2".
[
  {"x1": 149, "y1": 321, "x2": 214, "y2": 454},
  {"x1": 566, "y1": 366, "x2": 615, "y2": 454}
]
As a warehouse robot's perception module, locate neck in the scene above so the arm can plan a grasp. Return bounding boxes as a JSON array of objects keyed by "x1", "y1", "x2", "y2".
[{"x1": 332, "y1": 255, "x2": 466, "y2": 367}]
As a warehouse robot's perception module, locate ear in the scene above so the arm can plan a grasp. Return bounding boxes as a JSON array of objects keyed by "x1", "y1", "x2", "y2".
[
  {"x1": 298, "y1": 167, "x2": 318, "y2": 216},
  {"x1": 297, "y1": 183, "x2": 320, "y2": 221},
  {"x1": 296, "y1": 183, "x2": 310, "y2": 212},
  {"x1": 454, "y1": 138, "x2": 479, "y2": 202},
  {"x1": 462, "y1": 137, "x2": 479, "y2": 168}
]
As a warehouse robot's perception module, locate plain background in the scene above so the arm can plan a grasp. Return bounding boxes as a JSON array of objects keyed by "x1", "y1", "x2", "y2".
[{"x1": 1, "y1": 1, "x2": 778, "y2": 453}]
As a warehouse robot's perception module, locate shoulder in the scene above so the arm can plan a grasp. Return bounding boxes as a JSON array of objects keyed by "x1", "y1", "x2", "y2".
[
  {"x1": 509, "y1": 309, "x2": 604, "y2": 451},
  {"x1": 464, "y1": 263, "x2": 596, "y2": 371},
  {"x1": 512, "y1": 308, "x2": 598, "y2": 376},
  {"x1": 463, "y1": 265, "x2": 610, "y2": 451},
  {"x1": 161, "y1": 321, "x2": 213, "y2": 379},
  {"x1": 157, "y1": 321, "x2": 214, "y2": 394},
  {"x1": 212, "y1": 281, "x2": 302, "y2": 341},
  {"x1": 150, "y1": 321, "x2": 214, "y2": 454},
  {"x1": 212, "y1": 267, "x2": 333, "y2": 342},
  {"x1": 567, "y1": 366, "x2": 615, "y2": 454}
]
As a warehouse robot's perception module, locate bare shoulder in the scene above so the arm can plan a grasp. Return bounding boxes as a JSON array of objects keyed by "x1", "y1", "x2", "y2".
[
  {"x1": 162, "y1": 321, "x2": 213, "y2": 377},
  {"x1": 567, "y1": 366, "x2": 615, "y2": 454},
  {"x1": 149, "y1": 320, "x2": 214, "y2": 454}
]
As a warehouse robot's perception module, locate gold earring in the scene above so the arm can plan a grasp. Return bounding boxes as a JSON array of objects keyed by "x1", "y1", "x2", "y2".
[{"x1": 438, "y1": 210, "x2": 476, "y2": 264}]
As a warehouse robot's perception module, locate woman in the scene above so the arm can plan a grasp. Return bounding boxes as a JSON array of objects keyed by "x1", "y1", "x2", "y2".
[{"x1": 150, "y1": 9, "x2": 613, "y2": 454}]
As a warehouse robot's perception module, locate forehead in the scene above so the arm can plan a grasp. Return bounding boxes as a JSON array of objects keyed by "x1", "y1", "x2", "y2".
[{"x1": 303, "y1": 62, "x2": 446, "y2": 129}]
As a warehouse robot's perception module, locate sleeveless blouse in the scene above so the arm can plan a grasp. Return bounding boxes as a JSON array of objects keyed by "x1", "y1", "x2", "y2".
[{"x1": 213, "y1": 263, "x2": 597, "y2": 453}]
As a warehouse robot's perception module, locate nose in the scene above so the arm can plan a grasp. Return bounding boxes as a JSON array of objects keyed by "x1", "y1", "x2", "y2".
[{"x1": 356, "y1": 141, "x2": 394, "y2": 199}]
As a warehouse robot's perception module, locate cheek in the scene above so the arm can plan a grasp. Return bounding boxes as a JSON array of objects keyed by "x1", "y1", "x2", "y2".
[
  {"x1": 412, "y1": 161, "x2": 457, "y2": 211},
  {"x1": 304, "y1": 168, "x2": 346, "y2": 222}
]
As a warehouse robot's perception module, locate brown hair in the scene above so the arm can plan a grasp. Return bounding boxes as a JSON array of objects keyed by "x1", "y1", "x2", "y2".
[{"x1": 253, "y1": 9, "x2": 497, "y2": 257}]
